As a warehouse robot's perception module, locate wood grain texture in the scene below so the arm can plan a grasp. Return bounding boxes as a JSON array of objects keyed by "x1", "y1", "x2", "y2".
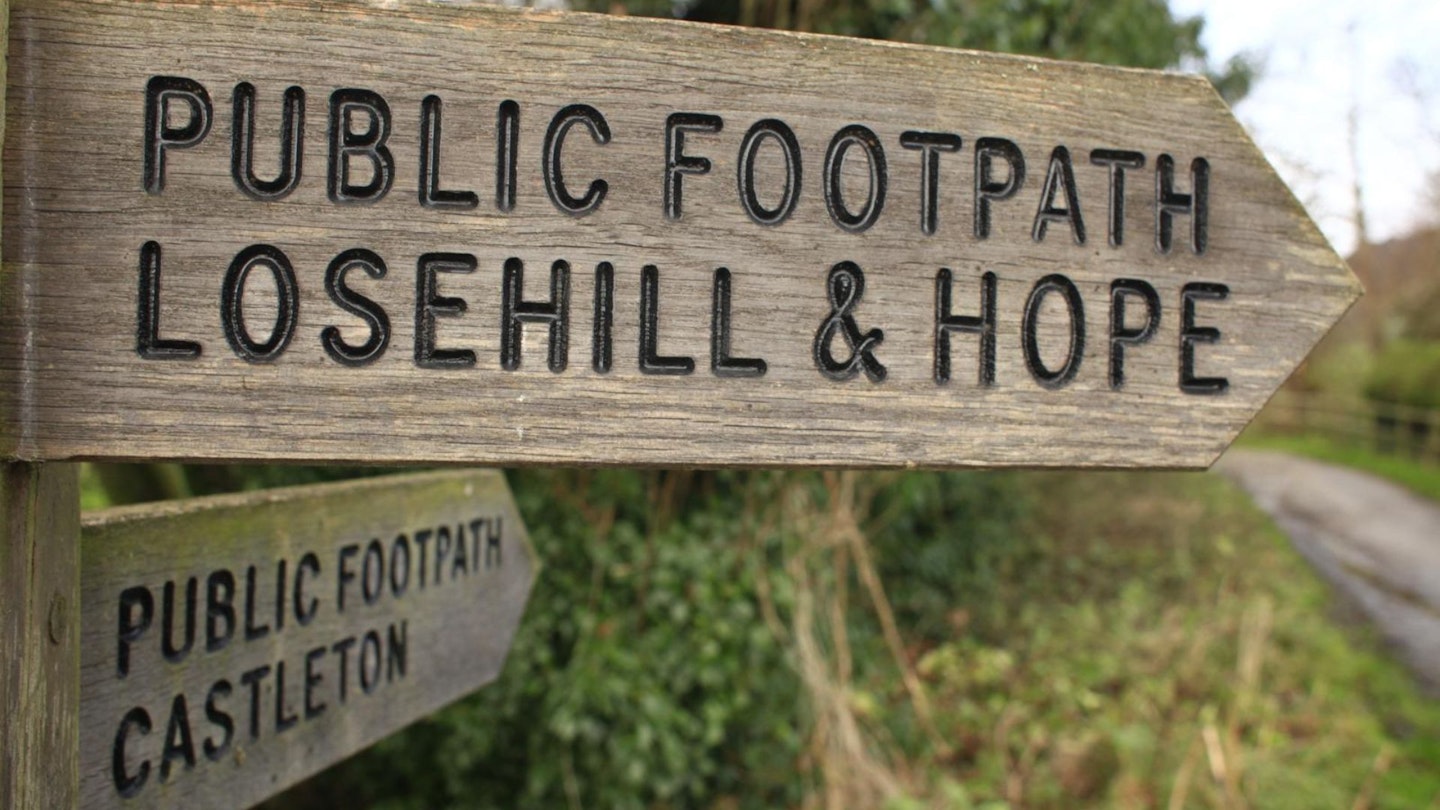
[
  {"x1": 2, "y1": 2, "x2": 85, "y2": 804},
  {"x1": 0, "y1": 0, "x2": 1360, "y2": 468},
  {"x1": 78, "y1": 468, "x2": 535, "y2": 810},
  {"x1": 1, "y1": 463, "x2": 82, "y2": 810}
]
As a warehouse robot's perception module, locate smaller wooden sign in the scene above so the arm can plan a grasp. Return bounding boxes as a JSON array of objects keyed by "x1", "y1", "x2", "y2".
[{"x1": 77, "y1": 469, "x2": 535, "y2": 810}]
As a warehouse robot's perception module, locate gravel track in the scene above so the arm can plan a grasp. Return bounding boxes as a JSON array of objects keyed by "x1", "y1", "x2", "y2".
[{"x1": 1216, "y1": 449, "x2": 1440, "y2": 691}]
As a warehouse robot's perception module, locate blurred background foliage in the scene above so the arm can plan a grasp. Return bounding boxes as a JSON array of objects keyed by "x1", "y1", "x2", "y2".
[{"x1": 573, "y1": 0, "x2": 1255, "y2": 102}]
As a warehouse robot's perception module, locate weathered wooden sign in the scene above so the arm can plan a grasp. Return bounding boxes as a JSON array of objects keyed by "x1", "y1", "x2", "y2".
[
  {"x1": 0, "y1": 0, "x2": 1359, "y2": 468},
  {"x1": 78, "y1": 469, "x2": 535, "y2": 810}
]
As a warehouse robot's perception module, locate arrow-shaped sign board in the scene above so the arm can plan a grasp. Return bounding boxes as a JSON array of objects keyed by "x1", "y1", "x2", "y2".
[
  {"x1": 0, "y1": 0, "x2": 1359, "y2": 469},
  {"x1": 78, "y1": 470, "x2": 535, "y2": 810}
]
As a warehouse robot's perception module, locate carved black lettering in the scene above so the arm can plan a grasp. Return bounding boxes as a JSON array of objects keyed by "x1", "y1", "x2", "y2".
[
  {"x1": 221, "y1": 244, "x2": 299, "y2": 363},
  {"x1": 737, "y1": 119, "x2": 802, "y2": 226},
  {"x1": 337, "y1": 543, "x2": 358, "y2": 612},
  {"x1": 274, "y1": 661, "x2": 299, "y2": 733},
  {"x1": 304, "y1": 646, "x2": 327, "y2": 720},
  {"x1": 1157, "y1": 155, "x2": 1210, "y2": 254},
  {"x1": 1032, "y1": 146, "x2": 1085, "y2": 244},
  {"x1": 434, "y1": 526, "x2": 452, "y2": 584},
  {"x1": 543, "y1": 104, "x2": 610, "y2": 216},
  {"x1": 1089, "y1": 149, "x2": 1145, "y2": 247},
  {"x1": 390, "y1": 535, "x2": 411, "y2": 598},
  {"x1": 362, "y1": 539, "x2": 384, "y2": 605},
  {"x1": 238, "y1": 664, "x2": 270, "y2": 740},
  {"x1": 159, "y1": 694, "x2": 196, "y2": 783},
  {"x1": 414, "y1": 530, "x2": 432, "y2": 589},
  {"x1": 593, "y1": 262, "x2": 614, "y2": 374},
  {"x1": 419, "y1": 94, "x2": 479, "y2": 210},
  {"x1": 144, "y1": 76, "x2": 212, "y2": 194},
  {"x1": 137, "y1": 242, "x2": 202, "y2": 359},
  {"x1": 665, "y1": 112, "x2": 723, "y2": 220},
  {"x1": 327, "y1": 88, "x2": 394, "y2": 204},
  {"x1": 502, "y1": 258, "x2": 570, "y2": 372},
  {"x1": 242, "y1": 566, "x2": 270, "y2": 641},
  {"x1": 232, "y1": 83, "x2": 303, "y2": 200},
  {"x1": 274, "y1": 559, "x2": 287, "y2": 633},
  {"x1": 496, "y1": 100, "x2": 520, "y2": 212},
  {"x1": 935, "y1": 269, "x2": 996, "y2": 386},
  {"x1": 1180, "y1": 282, "x2": 1229, "y2": 394},
  {"x1": 1022, "y1": 274, "x2": 1085, "y2": 389},
  {"x1": 974, "y1": 137, "x2": 1026, "y2": 239},
  {"x1": 452, "y1": 523, "x2": 469, "y2": 578},
  {"x1": 639, "y1": 265, "x2": 695, "y2": 375},
  {"x1": 899, "y1": 131, "x2": 962, "y2": 236},
  {"x1": 387, "y1": 621, "x2": 408, "y2": 683},
  {"x1": 485, "y1": 518, "x2": 502, "y2": 569},
  {"x1": 117, "y1": 585, "x2": 153, "y2": 678},
  {"x1": 202, "y1": 680, "x2": 234, "y2": 762},
  {"x1": 330, "y1": 636, "x2": 356, "y2": 704},
  {"x1": 295, "y1": 552, "x2": 320, "y2": 626},
  {"x1": 1108, "y1": 278, "x2": 1160, "y2": 390},
  {"x1": 161, "y1": 578, "x2": 197, "y2": 663},
  {"x1": 814, "y1": 261, "x2": 885, "y2": 382},
  {"x1": 710, "y1": 268, "x2": 766, "y2": 377},
  {"x1": 112, "y1": 707, "x2": 151, "y2": 798},
  {"x1": 414, "y1": 252, "x2": 477, "y2": 369},
  {"x1": 469, "y1": 519, "x2": 483, "y2": 567},
  {"x1": 360, "y1": 630, "x2": 382, "y2": 694},
  {"x1": 205, "y1": 570, "x2": 235, "y2": 653},
  {"x1": 824, "y1": 125, "x2": 887, "y2": 233}
]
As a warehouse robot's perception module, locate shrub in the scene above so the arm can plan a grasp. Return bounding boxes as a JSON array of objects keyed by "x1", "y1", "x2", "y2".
[
  {"x1": 272, "y1": 470, "x2": 807, "y2": 810},
  {"x1": 1364, "y1": 340, "x2": 1440, "y2": 408}
]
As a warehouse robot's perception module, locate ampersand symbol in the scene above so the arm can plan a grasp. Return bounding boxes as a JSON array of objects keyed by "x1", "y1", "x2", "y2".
[{"x1": 814, "y1": 261, "x2": 886, "y2": 382}]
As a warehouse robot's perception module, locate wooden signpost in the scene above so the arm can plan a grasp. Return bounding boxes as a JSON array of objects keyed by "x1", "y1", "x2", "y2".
[
  {"x1": 0, "y1": 0, "x2": 1358, "y2": 470},
  {"x1": 79, "y1": 469, "x2": 534, "y2": 810},
  {"x1": 0, "y1": 0, "x2": 1361, "y2": 808}
]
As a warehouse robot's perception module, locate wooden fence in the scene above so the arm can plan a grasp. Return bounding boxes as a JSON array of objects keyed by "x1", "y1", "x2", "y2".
[{"x1": 1253, "y1": 391, "x2": 1440, "y2": 463}]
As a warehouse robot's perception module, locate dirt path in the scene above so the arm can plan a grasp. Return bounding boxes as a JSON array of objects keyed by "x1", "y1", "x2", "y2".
[{"x1": 1215, "y1": 448, "x2": 1440, "y2": 691}]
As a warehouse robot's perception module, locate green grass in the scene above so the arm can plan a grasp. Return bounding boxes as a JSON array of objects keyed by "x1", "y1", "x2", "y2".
[
  {"x1": 877, "y1": 471, "x2": 1440, "y2": 809},
  {"x1": 1239, "y1": 434, "x2": 1440, "y2": 502}
]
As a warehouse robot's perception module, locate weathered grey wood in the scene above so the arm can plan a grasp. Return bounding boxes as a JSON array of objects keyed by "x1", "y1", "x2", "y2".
[
  {"x1": 78, "y1": 469, "x2": 535, "y2": 810},
  {"x1": 2, "y1": 0, "x2": 84, "y2": 803},
  {"x1": 1, "y1": 463, "x2": 82, "y2": 810},
  {"x1": 1, "y1": 0, "x2": 1359, "y2": 469}
]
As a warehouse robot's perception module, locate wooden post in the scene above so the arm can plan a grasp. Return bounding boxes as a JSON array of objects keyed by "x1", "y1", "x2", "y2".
[
  {"x1": 0, "y1": 463, "x2": 81, "y2": 809},
  {"x1": 1, "y1": 0, "x2": 83, "y2": 805}
]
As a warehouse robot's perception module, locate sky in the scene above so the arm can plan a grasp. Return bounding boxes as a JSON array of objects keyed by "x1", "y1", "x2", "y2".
[{"x1": 1171, "y1": 0, "x2": 1440, "y2": 257}]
